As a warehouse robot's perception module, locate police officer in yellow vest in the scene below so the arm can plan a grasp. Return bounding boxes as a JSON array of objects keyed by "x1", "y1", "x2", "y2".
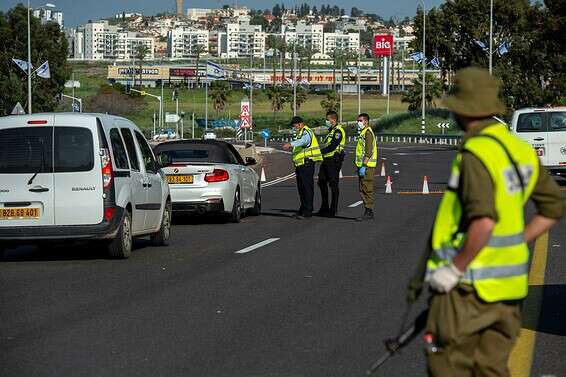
[
  {"x1": 317, "y1": 111, "x2": 346, "y2": 217},
  {"x1": 355, "y1": 113, "x2": 378, "y2": 221},
  {"x1": 413, "y1": 68, "x2": 566, "y2": 377},
  {"x1": 283, "y1": 116, "x2": 323, "y2": 219}
]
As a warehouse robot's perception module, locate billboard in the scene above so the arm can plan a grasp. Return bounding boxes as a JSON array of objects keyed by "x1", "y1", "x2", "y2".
[
  {"x1": 170, "y1": 68, "x2": 196, "y2": 77},
  {"x1": 373, "y1": 35, "x2": 394, "y2": 57}
]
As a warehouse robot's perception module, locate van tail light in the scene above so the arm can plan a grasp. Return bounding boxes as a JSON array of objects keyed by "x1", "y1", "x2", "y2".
[
  {"x1": 204, "y1": 169, "x2": 229, "y2": 183},
  {"x1": 104, "y1": 207, "x2": 116, "y2": 221},
  {"x1": 100, "y1": 148, "x2": 113, "y2": 189}
]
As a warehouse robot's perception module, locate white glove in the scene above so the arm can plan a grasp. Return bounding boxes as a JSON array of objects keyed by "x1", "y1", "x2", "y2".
[{"x1": 429, "y1": 263, "x2": 464, "y2": 293}]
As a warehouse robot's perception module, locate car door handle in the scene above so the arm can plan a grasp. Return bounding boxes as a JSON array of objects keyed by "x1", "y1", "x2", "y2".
[
  {"x1": 534, "y1": 137, "x2": 545, "y2": 141},
  {"x1": 29, "y1": 187, "x2": 49, "y2": 193}
]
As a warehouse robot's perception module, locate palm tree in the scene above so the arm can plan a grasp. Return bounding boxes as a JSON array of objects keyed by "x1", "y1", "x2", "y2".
[
  {"x1": 304, "y1": 46, "x2": 319, "y2": 83},
  {"x1": 295, "y1": 87, "x2": 308, "y2": 110},
  {"x1": 401, "y1": 73, "x2": 444, "y2": 111},
  {"x1": 266, "y1": 85, "x2": 289, "y2": 119},
  {"x1": 209, "y1": 81, "x2": 230, "y2": 118},
  {"x1": 266, "y1": 35, "x2": 282, "y2": 85},
  {"x1": 320, "y1": 91, "x2": 340, "y2": 113},
  {"x1": 134, "y1": 44, "x2": 150, "y2": 89},
  {"x1": 193, "y1": 44, "x2": 207, "y2": 87}
]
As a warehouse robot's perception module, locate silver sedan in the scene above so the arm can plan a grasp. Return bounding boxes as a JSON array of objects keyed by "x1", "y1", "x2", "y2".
[{"x1": 153, "y1": 140, "x2": 261, "y2": 223}]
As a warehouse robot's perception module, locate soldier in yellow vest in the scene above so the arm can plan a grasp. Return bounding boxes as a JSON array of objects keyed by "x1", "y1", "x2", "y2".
[
  {"x1": 411, "y1": 68, "x2": 566, "y2": 377},
  {"x1": 283, "y1": 116, "x2": 323, "y2": 219},
  {"x1": 317, "y1": 110, "x2": 346, "y2": 217},
  {"x1": 355, "y1": 113, "x2": 378, "y2": 221}
]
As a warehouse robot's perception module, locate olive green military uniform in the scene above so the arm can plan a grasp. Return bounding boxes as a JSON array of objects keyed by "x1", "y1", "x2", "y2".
[
  {"x1": 426, "y1": 122, "x2": 566, "y2": 377},
  {"x1": 359, "y1": 129, "x2": 376, "y2": 209}
]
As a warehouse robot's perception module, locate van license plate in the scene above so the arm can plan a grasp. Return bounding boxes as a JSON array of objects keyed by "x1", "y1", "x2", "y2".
[
  {"x1": 167, "y1": 175, "x2": 194, "y2": 184},
  {"x1": 0, "y1": 207, "x2": 41, "y2": 219}
]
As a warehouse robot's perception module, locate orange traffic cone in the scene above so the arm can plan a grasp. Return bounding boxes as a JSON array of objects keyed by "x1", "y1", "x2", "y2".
[
  {"x1": 385, "y1": 176, "x2": 392, "y2": 194},
  {"x1": 422, "y1": 176, "x2": 430, "y2": 194},
  {"x1": 380, "y1": 163, "x2": 386, "y2": 177}
]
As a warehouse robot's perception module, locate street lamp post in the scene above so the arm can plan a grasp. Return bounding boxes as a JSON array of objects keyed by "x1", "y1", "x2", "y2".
[
  {"x1": 293, "y1": 43, "x2": 297, "y2": 116},
  {"x1": 27, "y1": 0, "x2": 32, "y2": 114},
  {"x1": 489, "y1": 0, "x2": 493, "y2": 75},
  {"x1": 420, "y1": 0, "x2": 426, "y2": 134}
]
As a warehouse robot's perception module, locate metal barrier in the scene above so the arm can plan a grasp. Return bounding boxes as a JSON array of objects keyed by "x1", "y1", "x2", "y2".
[{"x1": 271, "y1": 133, "x2": 462, "y2": 146}]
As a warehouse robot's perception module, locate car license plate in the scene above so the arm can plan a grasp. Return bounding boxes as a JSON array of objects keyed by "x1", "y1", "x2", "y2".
[
  {"x1": 167, "y1": 175, "x2": 194, "y2": 184},
  {"x1": 0, "y1": 207, "x2": 41, "y2": 219}
]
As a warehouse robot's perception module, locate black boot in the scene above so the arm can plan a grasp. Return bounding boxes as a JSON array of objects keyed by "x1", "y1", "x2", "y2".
[{"x1": 356, "y1": 208, "x2": 374, "y2": 221}]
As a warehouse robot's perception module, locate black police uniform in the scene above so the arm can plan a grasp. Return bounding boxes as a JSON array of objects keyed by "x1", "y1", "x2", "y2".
[{"x1": 317, "y1": 128, "x2": 344, "y2": 216}]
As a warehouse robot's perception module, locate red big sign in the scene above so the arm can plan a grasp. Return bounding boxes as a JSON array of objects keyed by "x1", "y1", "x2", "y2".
[{"x1": 373, "y1": 34, "x2": 394, "y2": 57}]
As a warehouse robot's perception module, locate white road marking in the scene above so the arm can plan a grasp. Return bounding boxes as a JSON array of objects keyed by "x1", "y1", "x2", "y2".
[
  {"x1": 263, "y1": 173, "x2": 296, "y2": 187},
  {"x1": 348, "y1": 200, "x2": 364, "y2": 208},
  {"x1": 234, "y1": 238, "x2": 280, "y2": 254}
]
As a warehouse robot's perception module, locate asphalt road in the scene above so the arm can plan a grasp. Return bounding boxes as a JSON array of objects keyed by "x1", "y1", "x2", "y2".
[{"x1": 1, "y1": 143, "x2": 565, "y2": 377}]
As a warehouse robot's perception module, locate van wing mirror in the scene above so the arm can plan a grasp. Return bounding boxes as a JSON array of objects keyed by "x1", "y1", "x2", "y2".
[
  {"x1": 245, "y1": 157, "x2": 257, "y2": 166},
  {"x1": 157, "y1": 153, "x2": 172, "y2": 167}
]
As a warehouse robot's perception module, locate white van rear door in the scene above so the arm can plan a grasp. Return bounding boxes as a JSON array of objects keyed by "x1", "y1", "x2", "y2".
[
  {"x1": 53, "y1": 115, "x2": 103, "y2": 226},
  {"x1": 545, "y1": 111, "x2": 566, "y2": 167},
  {"x1": 0, "y1": 115, "x2": 55, "y2": 227},
  {"x1": 513, "y1": 111, "x2": 548, "y2": 165}
]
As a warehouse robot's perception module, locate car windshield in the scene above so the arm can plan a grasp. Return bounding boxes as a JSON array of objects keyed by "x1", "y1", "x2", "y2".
[{"x1": 154, "y1": 142, "x2": 236, "y2": 164}]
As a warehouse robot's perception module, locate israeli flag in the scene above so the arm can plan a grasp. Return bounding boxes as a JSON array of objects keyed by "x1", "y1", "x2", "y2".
[
  {"x1": 35, "y1": 61, "x2": 50, "y2": 79},
  {"x1": 206, "y1": 61, "x2": 224, "y2": 80},
  {"x1": 496, "y1": 41, "x2": 509, "y2": 57},
  {"x1": 409, "y1": 51, "x2": 425, "y2": 64},
  {"x1": 430, "y1": 56, "x2": 441, "y2": 69},
  {"x1": 473, "y1": 39, "x2": 488, "y2": 52},
  {"x1": 12, "y1": 58, "x2": 32, "y2": 73},
  {"x1": 243, "y1": 83, "x2": 252, "y2": 90},
  {"x1": 286, "y1": 78, "x2": 295, "y2": 85}
]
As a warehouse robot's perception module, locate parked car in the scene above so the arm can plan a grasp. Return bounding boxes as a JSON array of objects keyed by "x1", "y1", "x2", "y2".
[
  {"x1": 510, "y1": 107, "x2": 566, "y2": 176},
  {"x1": 203, "y1": 131, "x2": 217, "y2": 140},
  {"x1": 0, "y1": 113, "x2": 171, "y2": 258},
  {"x1": 153, "y1": 140, "x2": 260, "y2": 222}
]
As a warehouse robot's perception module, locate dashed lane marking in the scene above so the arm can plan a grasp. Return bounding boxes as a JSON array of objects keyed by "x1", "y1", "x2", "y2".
[
  {"x1": 508, "y1": 232, "x2": 549, "y2": 377},
  {"x1": 234, "y1": 238, "x2": 280, "y2": 254},
  {"x1": 348, "y1": 200, "x2": 363, "y2": 208}
]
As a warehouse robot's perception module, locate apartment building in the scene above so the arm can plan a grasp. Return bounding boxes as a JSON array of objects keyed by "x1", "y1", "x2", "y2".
[
  {"x1": 222, "y1": 22, "x2": 265, "y2": 58},
  {"x1": 32, "y1": 7, "x2": 63, "y2": 29},
  {"x1": 187, "y1": 8, "x2": 213, "y2": 21},
  {"x1": 323, "y1": 31, "x2": 360, "y2": 55},
  {"x1": 81, "y1": 21, "x2": 154, "y2": 60},
  {"x1": 283, "y1": 21, "x2": 324, "y2": 53},
  {"x1": 168, "y1": 27, "x2": 209, "y2": 58}
]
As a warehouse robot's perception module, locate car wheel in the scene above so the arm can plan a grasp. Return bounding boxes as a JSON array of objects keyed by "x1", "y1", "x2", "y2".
[
  {"x1": 107, "y1": 210, "x2": 132, "y2": 259},
  {"x1": 230, "y1": 189, "x2": 242, "y2": 223},
  {"x1": 249, "y1": 184, "x2": 261, "y2": 216},
  {"x1": 150, "y1": 201, "x2": 172, "y2": 246}
]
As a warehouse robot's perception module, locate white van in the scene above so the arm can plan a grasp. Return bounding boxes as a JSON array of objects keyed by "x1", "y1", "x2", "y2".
[
  {"x1": 511, "y1": 107, "x2": 566, "y2": 175},
  {"x1": 0, "y1": 113, "x2": 171, "y2": 258}
]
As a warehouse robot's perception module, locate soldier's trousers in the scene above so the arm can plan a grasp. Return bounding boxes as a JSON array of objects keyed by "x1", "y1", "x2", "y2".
[
  {"x1": 358, "y1": 167, "x2": 375, "y2": 210},
  {"x1": 426, "y1": 285, "x2": 521, "y2": 377}
]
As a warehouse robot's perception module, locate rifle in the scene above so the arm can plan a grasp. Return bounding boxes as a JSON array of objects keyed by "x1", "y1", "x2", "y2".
[{"x1": 365, "y1": 308, "x2": 429, "y2": 376}]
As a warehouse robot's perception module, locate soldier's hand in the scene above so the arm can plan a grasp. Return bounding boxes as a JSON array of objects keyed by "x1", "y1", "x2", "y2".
[{"x1": 429, "y1": 263, "x2": 463, "y2": 293}]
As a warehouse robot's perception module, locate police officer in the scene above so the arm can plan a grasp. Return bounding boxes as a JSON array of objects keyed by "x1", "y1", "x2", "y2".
[
  {"x1": 355, "y1": 113, "x2": 377, "y2": 221},
  {"x1": 282, "y1": 116, "x2": 323, "y2": 219},
  {"x1": 409, "y1": 68, "x2": 566, "y2": 377},
  {"x1": 317, "y1": 111, "x2": 346, "y2": 217}
]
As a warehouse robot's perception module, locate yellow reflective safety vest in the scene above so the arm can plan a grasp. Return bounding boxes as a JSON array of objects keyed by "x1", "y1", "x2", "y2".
[
  {"x1": 322, "y1": 124, "x2": 346, "y2": 158},
  {"x1": 426, "y1": 123, "x2": 540, "y2": 302},
  {"x1": 292, "y1": 125, "x2": 323, "y2": 167},
  {"x1": 355, "y1": 127, "x2": 377, "y2": 168}
]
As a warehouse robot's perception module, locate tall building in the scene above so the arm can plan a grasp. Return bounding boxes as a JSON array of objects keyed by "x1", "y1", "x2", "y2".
[
  {"x1": 222, "y1": 22, "x2": 265, "y2": 58},
  {"x1": 323, "y1": 32, "x2": 360, "y2": 55},
  {"x1": 176, "y1": 0, "x2": 184, "y2": 17},
  {"x1": 81, "y1": 21, "x2": 154, "y2": 61},
  {"x1": 32, "y1": 7, "x2": 63, "y2": 29},
  {"x1": 283, "y1": 21, "x2": 324, "y2": 53},
  {"x1": 168, "y1": 27, "x2": 209, "y2": 58}
]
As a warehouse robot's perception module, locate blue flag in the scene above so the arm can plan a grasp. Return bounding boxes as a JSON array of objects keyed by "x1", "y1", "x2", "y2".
[
  {"x1": 430, "y1": 56, "x2": 441, "y2": 69},
  {"x1": 35, "y1": 61, "x2": 50, "y2": 79},
  {"x1": 409, "y1": 51, "x2": 425, "y2": 64},
  {"x1": 473, "y1": 39, "x2": 488, "y2": 52},
  {"x1": 12, "y1": 58, "x2": 32, "y2": 73},
  {"x1": 496, "y1": 41, "x2": 509, "y2": 57}
]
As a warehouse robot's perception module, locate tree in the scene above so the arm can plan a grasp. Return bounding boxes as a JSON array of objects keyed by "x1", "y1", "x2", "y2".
[
  {"x1": 87, "y1": 84, "x2": 144, "y2": 117},
  {"x1": 272, "y1": 4, "x2": 282, "y2": 17},
  {"x1": 134, "y1": 44, "x2": 149, "y2": 88},
  {"x1": 295, "y1": 87, "x2": 308, "y2": 110},
  {"x1": 209, "y1": 81, "x2": 229, "y2": 118},
  {"x1": 401, "y1": 73, "x2": 444, "y2": 111},
  {"x1": 193, "y1": 44, "x2": 207, "y2": 87},
  {"x1": 320, "y1": 91, "x2": 340, "y2": 113},
  {"x1": 351, "y1": 7, "x2": 363, "y2": 17},
  {"x1": 266, "y1": 86, "x2": 289, "y2": 119},
  {"x1": 0, "y1": 4, "x2": 69, "y2": 115},
  {"x1": 266, "y1": 35, "x2": 285, "y2": 85}
]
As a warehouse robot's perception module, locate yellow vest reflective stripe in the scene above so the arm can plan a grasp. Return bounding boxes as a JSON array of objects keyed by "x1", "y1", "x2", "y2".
[
  {"x1": 292, "y1": 126, "x2": 323, "y2": 167},
  {"x1": 426, "y1": 124, "x2": 540, "y2": 302},
  {"x1": 355, "y1": 127, "x2": 377, "y2": 168},
  {"x1": 322, "y1": 124, "x2": 346, "y2": 158}
]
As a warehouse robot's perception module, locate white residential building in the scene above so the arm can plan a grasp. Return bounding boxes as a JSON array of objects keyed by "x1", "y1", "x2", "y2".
[
  {"x1": 187, "y1": 8, "x2": 212, "y2": 20},
  {"x1": 82, "y1": 21, "x2": 154, "y2": 61},
  {"x1": 323, "y1": 32, "x2": 360, "y2": 55},
  {"x1": 222, "y1": 22, "x2": 265, "y2": 58},
  {"x1": 116, "y1": 32, "x2": 155, "y2": 61},
  {"x1": 283, "y1": 21, "x2": 324, "y2": 53},
  {"x1": 168, "y1": 27, "x2": 209, "y2": 58},
  {"x1": 32, "y1": 7, "x2": 63, "y2": 29}
]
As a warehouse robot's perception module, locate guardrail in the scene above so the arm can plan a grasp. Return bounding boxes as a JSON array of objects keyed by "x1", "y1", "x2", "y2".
[{"x1": 271, "y1": 133, "x2": 463, "y2": 146}]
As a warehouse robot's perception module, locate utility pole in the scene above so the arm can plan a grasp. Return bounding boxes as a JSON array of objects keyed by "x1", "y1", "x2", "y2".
[
  {"x1": 339, "y1": 51, "x2": 343, "y2": 123},
  {"x1": 205, "y1": 81, "x2": 208, "y2": 132},
  {"x1": 249, "y1": 52, "x2": 253, "y2": 136},
  {"x1": 489, "y1": 0, "x2": 493, "y2": 75},
  {"x1": 27, "y1": 0, "x2": 32, "y2": 114},
  {"x1": 293, "y1": 42, "x2": 297, "y2": 116},
  {"x1": 420, "y1": 0, "x2": 426, "y2": 134},
  {"x1": 357, "y1": 39, "x2": 361, "y2": 115}
]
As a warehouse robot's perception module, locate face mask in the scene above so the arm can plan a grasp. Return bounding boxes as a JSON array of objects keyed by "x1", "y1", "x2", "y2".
[
  {"x1": 357, "y1": 121, "x2": 365, "y2": 131},
  {"x1": 325, "y1": 120, "x2": 332, "y2": 128}
]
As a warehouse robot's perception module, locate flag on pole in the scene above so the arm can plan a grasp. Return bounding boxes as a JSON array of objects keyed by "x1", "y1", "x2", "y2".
[
  {"x1": 206, "y1": 61, "x2": 224, "y2": 80},
  {"x1": 430, "y1": 56, "x2": 441, "y2": 69},
  {"x1": 496, "y1": 41, "x2": 509, "y2": 57},
  {"x1": 473, "y1": 39, "x2": 488, "y2": 52},
  {"x1": 409, "y1": 51, "x2": 425, "y2": 64},
  {"x1": 243, "y1": 83, "x2": 252, "y2": 90},
  {"x1": 35, "y1": 61, "x2": 51, "y2": 79},
  {"x1": 12, "y1": 58, "x2": 32, "y2": 73}
]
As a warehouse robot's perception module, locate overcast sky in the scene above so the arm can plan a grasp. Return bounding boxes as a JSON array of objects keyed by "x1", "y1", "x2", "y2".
[{"x1": 1, "y1": 0, "x2": 444, "y2": 27}]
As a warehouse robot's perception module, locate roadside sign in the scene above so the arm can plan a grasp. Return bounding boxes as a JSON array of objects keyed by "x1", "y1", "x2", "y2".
[
  {"x1": 373, "y1": 34, "x2": 394, "y2": 57},
  {"x1": 165, "y1": 113, "x2": 180, "y2": 123},
  {"x1": 260, "y1": 129, "x2": 271, "y2": 139},
  {"x1": 64, "y1": 80, "x2": 81, "y2": 88},
  {"x1": 72, "y1": 100, "x2": 80, "y2": 113},
  {"x1": 240, "y1": 97, "x2": 251, "y2": 129},
  {"x1": 11, "y1": 102, "x2": 25, "y2": 115}
]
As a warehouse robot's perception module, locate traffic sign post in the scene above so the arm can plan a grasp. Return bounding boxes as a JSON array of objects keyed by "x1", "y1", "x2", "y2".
[
  {"x1": 260, "y1": 129, "x2": 271, "y2": 147},
  {"x1": 436, "y1": 122, "x2": 450, "y2": 135},
  {"x1": 240, "y1": 97, "x2": 251, "y2": 141}
]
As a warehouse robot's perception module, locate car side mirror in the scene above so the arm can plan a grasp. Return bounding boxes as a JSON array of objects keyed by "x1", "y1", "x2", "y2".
[
  {"x1": 157, "y1": 154, "x2": 172, "y2": 167},
  {"x1": 245, "y1": 157, "x2": 257, "y2": 166}
]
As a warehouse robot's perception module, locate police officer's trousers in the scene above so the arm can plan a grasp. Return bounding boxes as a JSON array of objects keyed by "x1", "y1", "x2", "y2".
[
  {"x1": 295, "y1": 161, "x2": 315, "y2": 216},
  {"x1": 318, "y1": 156, "x2": 342, "y2": 214}
]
